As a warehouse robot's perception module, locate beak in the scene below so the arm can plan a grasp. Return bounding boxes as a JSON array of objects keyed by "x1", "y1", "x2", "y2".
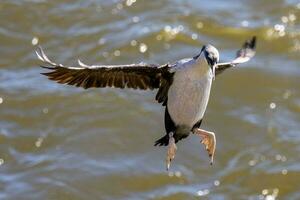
[{"x1": 212, "y1": 65, "x2": 216, "y2": 80}]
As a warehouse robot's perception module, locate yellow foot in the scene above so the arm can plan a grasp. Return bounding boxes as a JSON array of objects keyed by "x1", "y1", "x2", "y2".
[
  {"x1": 166, "y1": 132, "x2": 177, "y2": 171},
  {"x1": 193, "y1": 128, "x2": 216, "y2": 165}
]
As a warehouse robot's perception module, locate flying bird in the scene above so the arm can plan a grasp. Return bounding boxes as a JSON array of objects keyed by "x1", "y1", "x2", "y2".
[{"x1": 36, "y1": 36, "x2": 256, "y2": 170}]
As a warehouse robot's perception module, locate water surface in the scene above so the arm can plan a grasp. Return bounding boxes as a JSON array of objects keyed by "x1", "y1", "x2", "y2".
[{"x1": 0, "y1": 0, "x2": 300, "y2": 199}]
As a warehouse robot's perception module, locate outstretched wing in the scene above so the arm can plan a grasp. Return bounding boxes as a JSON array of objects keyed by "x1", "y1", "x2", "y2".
[
  {"x1": 215, "y1": 36, "x2": 256, "y2": 75},
  {"x1": 36, "y1": 47, "x2": 170, "y2": 90}
]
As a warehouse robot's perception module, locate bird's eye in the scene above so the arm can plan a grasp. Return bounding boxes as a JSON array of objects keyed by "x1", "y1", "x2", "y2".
[
  {"x1": 204, "y1": 51, "x2": 215, "y2": 66},
  {"x1": 207, "y1": 57, "x2": 214, "y2": 66}
]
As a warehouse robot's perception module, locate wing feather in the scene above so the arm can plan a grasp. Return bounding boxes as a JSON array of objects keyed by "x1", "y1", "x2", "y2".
[
  {"x1": 36, "y1": 47, "x2": 170, "y2": 91},
  {"x1": 38, "y1": 36, "x2": 251, "y2": 106},
  {"x1": 216, "y1": 36, "x2": 256, "y2": 75}
]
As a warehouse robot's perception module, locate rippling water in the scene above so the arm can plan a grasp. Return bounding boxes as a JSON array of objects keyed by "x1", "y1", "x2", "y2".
[{"x1": 1, "y1": 0, "x2": 300, "y2": 199}]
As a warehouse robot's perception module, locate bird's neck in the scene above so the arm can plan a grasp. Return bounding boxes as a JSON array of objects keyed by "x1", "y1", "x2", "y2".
[{"x1": 196, "y1": 58, "x2": 212, "y2": 77}]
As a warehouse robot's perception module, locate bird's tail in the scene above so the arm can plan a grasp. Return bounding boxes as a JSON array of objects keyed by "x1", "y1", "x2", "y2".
[
  {"x1": 154, "y1": 126, "x2": 190, "y2": 146},
  {"x1": 154, "y1": 135, "x2": 169, "y2": 146}
]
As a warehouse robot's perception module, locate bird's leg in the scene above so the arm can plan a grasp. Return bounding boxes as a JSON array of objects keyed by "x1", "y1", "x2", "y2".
[
  {"x1": 166, "y1": 132, "x2": 177, "y2": 171},
  {"x1": 193, "y1": 128, "x2": 216, "y2": 165}
]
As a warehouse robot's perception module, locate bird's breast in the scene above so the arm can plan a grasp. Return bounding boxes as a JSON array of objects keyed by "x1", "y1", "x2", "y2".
[{"x1": 167, "y1": 66, "x2": 213, "y2": 127}]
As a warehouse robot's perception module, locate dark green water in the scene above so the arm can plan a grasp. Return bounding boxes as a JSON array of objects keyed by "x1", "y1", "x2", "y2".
[{"x1": 0, "y1": 0, "x2": 300, "y2": 199}]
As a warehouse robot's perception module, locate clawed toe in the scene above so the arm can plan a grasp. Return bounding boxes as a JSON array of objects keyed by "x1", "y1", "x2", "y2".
[
  {"x1": 194, "y1": 129, "x2": 216, "y2": 165},
  {"x1": 166, "y1": 132, "x2": 177, "y2": 170}
]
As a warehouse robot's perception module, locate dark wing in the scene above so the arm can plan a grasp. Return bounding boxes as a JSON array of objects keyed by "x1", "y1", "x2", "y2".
[
  {"x1": 36, "y1": 47, "x2": 171, "y2": 91},
  {"x1": 215, "y1": 36, "x2": 256, "y2": 75}
]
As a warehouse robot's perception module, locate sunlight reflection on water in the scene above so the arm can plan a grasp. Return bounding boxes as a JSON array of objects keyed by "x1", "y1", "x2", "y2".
[{"x1": 0, "y1": 0, "x2": 299, "y2": 199}]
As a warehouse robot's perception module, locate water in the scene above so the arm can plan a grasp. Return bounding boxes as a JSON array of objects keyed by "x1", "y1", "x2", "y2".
[{"x1": 1, "y1": 0, "x2": 300, "y2": 199}]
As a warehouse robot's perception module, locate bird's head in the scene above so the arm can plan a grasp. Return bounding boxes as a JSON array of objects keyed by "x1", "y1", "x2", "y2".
[{"x1": 194, "y1": 44, "x2": 219, "y2": 79}]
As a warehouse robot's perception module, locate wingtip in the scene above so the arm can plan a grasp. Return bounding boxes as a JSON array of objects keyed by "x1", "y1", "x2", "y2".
[
  {"x1": 40, "y1": 65, "x2": 55, "y2": 70},
  {"x1": 250, "y1": 36, "x2": 256, "y2": 49},
  {"x1": 35, "y1": 46, "x2": 62, "y2": 67},
  {"x1": 243, "y1": 36, "x2": 257, "y2": 50},
  {"x1": 35, "y1": 50, "x2": 44, "y2": 61}
]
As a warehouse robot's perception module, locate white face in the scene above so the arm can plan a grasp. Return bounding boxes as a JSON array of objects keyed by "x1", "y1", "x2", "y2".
[
  {"x1": 200, "y1": 45, "x2": 220, "y2": 80},
  {"x1": 203, "y1": 45, "x2": 219, "y2": 66}
]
